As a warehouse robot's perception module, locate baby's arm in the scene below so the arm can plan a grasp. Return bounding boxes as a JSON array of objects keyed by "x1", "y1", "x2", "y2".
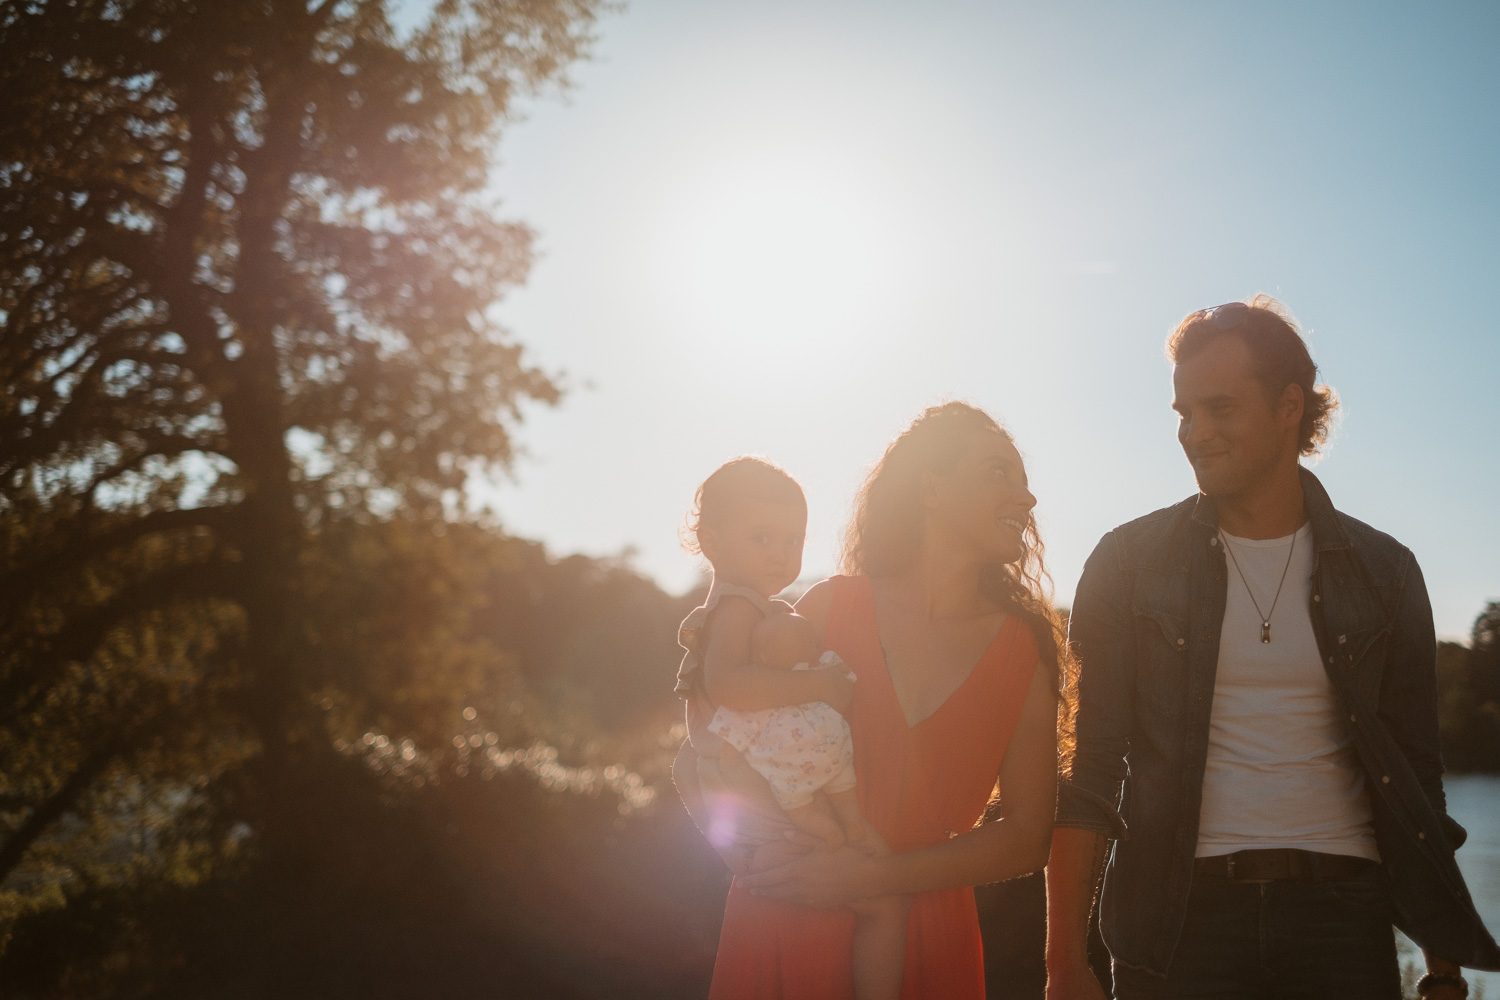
[{"x1": 702, "y1": 597, "x2": 853, "y2": 713}]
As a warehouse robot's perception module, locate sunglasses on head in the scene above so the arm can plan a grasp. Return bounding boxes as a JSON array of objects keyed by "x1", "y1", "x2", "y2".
[{"x1": 1191, "y1": 301, "x2": 1252, "y2": 328}]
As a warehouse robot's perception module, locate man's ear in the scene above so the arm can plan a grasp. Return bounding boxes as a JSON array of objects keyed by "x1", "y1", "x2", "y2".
[{"x1": 1278, "y1": 382, "x2": 1305, "y2": 431}]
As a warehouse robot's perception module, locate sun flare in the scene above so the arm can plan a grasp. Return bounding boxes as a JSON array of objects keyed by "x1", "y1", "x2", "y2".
[{"x1": 655, "y1": 147, "x2": 897, "y2": 350}]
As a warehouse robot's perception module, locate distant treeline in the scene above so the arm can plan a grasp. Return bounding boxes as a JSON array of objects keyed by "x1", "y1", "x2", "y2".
[
  {"x1": 0, "y1": 509, "x2": 1062, "y2": 997},
  {"x1": 1437, "y1": 602, "x2": 1500, "y2": 774}
]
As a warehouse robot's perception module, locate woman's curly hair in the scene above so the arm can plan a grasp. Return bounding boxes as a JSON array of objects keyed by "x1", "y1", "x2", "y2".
[{"x1": 840, "y1": 402, "x2": 1076, "y2": 779}]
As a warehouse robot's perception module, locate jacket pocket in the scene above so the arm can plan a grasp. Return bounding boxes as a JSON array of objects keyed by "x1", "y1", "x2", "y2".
[
  {"x1": 1132, "y1": 608, "x2": 1190, "y2": 721},
  {"x1": 1334, "y1": 624, "x2": 1390, "y2": 702}
]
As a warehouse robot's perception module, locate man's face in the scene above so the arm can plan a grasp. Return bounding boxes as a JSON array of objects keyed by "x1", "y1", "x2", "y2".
[{"x1": 1171, "y1": 334, "x2": 1301, "y2": 500}]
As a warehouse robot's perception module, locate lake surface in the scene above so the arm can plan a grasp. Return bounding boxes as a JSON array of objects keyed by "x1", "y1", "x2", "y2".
[
  {"x1": 1448, "y1": 775, "x2": 1500, "y2": 999},
  {"x1": 1399, "y1": 774, "x2": 1500, "y2": 998}
]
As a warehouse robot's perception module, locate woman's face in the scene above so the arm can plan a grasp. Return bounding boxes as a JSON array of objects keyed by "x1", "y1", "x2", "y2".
[{"x1": 925, "y1": 430, "x2": 1036, "y2": 565}]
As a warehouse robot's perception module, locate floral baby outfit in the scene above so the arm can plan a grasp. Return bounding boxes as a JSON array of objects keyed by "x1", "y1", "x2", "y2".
[{"x1": 707, "y1": 650, "x2": 857, "y2": 810}]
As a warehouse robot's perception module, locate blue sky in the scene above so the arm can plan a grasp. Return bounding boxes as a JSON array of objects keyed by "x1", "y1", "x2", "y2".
[{"x1": 426, "y1": 0, "x2": 1499, "y2": 639}]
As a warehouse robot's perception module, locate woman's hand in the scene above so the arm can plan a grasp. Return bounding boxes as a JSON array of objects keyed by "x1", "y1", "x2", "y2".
[{"x1": 737, "y1": 842, "x2": 887, "y2": 909}]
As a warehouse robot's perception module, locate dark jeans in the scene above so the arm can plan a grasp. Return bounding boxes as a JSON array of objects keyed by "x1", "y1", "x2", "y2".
[{"x1": 1110, "y1": 866, "x2": 1401, "y2": 1000}]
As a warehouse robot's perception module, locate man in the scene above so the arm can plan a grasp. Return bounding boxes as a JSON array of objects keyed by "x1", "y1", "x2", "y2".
[{"x1": 1046, "y1": 297, "x2": 1499, "y2": 999}]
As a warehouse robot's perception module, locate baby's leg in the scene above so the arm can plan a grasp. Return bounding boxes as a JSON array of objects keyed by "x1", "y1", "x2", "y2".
[
  {"x1": 781, "y1": 796, "x2": 845, "y2": 848},
  {"x1": 840, "y1": 809, "x2": 908, "y2": 1000},
  {"x1": 821, "y1": 759, "x2": 867, "y2": 844},
  {"x1": 850, "y1": 893, "x2": 910, "y2": 1000},
  {"x1": 826, "y1": 786, "x2": 868, "y2": 844}
]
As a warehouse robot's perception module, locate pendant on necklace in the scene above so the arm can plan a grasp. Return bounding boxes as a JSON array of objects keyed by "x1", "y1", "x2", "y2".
[{"x1": 1261, "y1": 621, "x2": 1272, "y2": 644}]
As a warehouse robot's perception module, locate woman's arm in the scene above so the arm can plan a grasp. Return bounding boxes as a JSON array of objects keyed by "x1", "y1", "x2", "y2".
[
  {"x1": 704, "y1": 593, "x2": 852, "y2": 714},
  {"x1": 738, "y1": 659, "x2": 1057, "y2": 905}
]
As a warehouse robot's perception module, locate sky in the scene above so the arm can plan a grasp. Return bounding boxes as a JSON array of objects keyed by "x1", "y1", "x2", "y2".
[{"x1": 417, "y1": 0, "x2": 1499, "y2": 640}]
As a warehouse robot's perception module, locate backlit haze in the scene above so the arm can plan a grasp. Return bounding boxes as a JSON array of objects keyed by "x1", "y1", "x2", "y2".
[{"x1": 410, "y1": 1, "x2": 1500, "y2": 639}]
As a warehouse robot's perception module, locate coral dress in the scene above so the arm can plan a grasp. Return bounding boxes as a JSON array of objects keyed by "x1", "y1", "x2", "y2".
[{"x1": 708, "y1": 575, "x2": 1040, "y2": 1000}]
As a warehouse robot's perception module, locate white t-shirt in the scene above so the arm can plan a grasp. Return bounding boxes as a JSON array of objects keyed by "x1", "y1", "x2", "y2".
[{"x1": 1195, "y1": 522, "x2": 1379, "y2": 861}]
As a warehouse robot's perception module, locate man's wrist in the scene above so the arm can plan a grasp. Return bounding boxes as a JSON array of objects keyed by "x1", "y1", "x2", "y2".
[
  {"x1": 1425, "y1": 955, "x2": 1463, "y2": 976},
  {"x1": 1044, "y1": 938, "x2": 1092, "y2": 971}
]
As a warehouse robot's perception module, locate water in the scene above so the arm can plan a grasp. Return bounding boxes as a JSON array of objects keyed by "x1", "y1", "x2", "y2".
[
  {"x1": 1397, "y1": 775, "x2": 1500, "y2": 997},
  {"x1": 1447, "y1": 775, "x2": 1500, "y2": 998}
]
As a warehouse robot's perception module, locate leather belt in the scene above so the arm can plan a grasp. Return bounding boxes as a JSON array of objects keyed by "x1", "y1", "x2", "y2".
[{"x1": 1194, "y1": 848, "x2": 1378, "y2": 883}]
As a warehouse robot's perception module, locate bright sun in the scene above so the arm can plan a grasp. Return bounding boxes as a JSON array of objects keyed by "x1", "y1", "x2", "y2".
[{"x1": 654, "y1": 146, "x2": 897, "y2": 351}]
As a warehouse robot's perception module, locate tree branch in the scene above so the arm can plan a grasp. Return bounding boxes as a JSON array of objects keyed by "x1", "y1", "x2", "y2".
[
  {"x1": 0, "y1": 740, "x2": 120, "y2": 884},
  {"x1": 0, "y1": 550, "x2": 239, "y2": 720}
]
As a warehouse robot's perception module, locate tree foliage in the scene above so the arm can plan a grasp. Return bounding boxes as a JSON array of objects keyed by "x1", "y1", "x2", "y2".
[
  {"x1": 0, "y1": 0, "x2": 603, "y2": 922},
  {"x1": 1437, "y1": 601, "x2": 1500, "y2": 773}
]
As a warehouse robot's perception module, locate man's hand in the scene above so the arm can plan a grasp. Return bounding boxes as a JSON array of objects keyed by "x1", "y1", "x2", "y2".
[
  {"x1": 1045, "y1": 959, "x2": 1108, "y2": 1000},
  {"x1": 1421, "y1": 986, "x2": 1467, "y2": 1000},
  {"x1": 1419, "y1": 953, "x2": 1468, "y2": 1000}
]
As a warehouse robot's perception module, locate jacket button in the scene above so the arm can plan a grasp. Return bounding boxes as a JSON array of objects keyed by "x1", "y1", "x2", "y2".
[
  {"x1": 1381, "y1": 775, "x2": 1391, "y2": 784},
  {"x1": 1177, "y1": 638, "x2": 1185, "y2": 646},
  {"x1": 1338, "y1": 634, "x2": 1347, "y2": 644},
  {"x1": 1210, "y1": 537, "x2": 1218, "y2": 547},
  {"x1": 1418, "y1": 831, "x2": 1426, "y2": 840},
  {"x1": 1349, "y1": 714, "x2": 1356, "y2": 723},
  {"x1": 1313, "y1": 594, "x2": 1321, "y2": 602},
  {"x1": 1328, "y1": 656, "x2": 1335, "y2": 664}
]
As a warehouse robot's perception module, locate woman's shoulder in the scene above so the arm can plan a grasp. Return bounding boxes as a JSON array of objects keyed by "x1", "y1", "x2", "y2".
[
  {"x1": 794, "y1": 575, "x2": 870, "y2": 638},
  {"x1": 792, "y1": 578, "x2": 836, "y2": 626}
]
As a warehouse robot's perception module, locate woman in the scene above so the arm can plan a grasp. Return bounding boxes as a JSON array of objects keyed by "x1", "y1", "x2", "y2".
[{"x1": 677, "y1": 401, "x2": 1065, "y2": 999}]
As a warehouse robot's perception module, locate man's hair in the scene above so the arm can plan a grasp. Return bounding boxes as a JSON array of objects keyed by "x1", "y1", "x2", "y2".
[{"x1": 1166, "y1": 294, "x2": 1339, "y2": 457}]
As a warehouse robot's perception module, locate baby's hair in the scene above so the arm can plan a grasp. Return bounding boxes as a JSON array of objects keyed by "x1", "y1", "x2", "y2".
[{"x1": 682, "y1": 456, "x2": 805, "y2": 556}]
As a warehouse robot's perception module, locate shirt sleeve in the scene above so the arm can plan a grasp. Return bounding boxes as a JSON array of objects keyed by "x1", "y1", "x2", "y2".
[
  {"x1": 1380, "y1": 552, "x2": 1467, "y2": 851},
  {"x1": 1056, "y1": 530, "x2": 1132, "y2": 840}
]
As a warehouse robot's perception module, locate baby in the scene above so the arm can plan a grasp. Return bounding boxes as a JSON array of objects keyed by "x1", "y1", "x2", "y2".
[
  {"x1": 708, "y1": 611, "x2": 865, "y2": 847},
  {"x1": 673, "y1": 456, "x2": 906, "y2": 1000}
]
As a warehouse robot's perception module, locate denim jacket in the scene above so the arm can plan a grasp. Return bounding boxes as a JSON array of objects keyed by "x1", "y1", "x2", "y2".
[{"x1": 1057, "y1": 467, "x2": 1500, "y2": 975}]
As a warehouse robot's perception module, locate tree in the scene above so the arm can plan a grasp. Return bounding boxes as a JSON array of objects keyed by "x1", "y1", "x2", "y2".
[
  {"x1": 0, "y1": 0, "x2": 603, "y2": 885},
  {"x1": 1435, "y1": 602, "x2": 1500, "y2": 773},
  {"x1": 1470, "y1": 601, "x2": 1500, "y2": 704}
]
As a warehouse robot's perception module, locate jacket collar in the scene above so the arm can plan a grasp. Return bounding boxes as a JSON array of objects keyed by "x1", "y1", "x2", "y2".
[{"x1": 1188, "y1": 465, "x2": 1351, "y2": 552}]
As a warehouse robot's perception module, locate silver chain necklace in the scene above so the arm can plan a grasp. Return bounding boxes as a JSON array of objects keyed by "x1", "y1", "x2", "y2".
[{"x1": 1219, "y1": 529, "x2": 1297, "y2": 644}]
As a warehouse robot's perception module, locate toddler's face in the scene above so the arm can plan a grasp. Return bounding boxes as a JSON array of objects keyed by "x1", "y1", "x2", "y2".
[
  {"x1": 701, "y1": 496, "x2": 806, "y2": 599},
  {"x1": 752, "y1": 612, "x2": 822, "y2": 671}
]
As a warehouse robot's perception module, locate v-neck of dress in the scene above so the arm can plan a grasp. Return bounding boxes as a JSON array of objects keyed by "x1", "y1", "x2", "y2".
[{"x1": 865, "y1": 578, "x2": 1019, "y2": 731}]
